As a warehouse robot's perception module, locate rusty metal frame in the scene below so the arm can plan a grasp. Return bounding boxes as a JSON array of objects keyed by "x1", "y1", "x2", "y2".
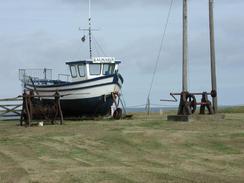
[{"x1": 20, "y1": 90, "x2": 63, "y2": 127}]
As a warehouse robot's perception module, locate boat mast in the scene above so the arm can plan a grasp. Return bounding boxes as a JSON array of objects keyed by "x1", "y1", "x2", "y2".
[
  {"x1": 182, "y1": 0, "x2": 188, "y2": 92},
  {"x1": 209, "y1": 0, "x2": 218, "y2": 112},
  {"x1": 88, "y1": 0, "x2": 92, "y2": 59}
]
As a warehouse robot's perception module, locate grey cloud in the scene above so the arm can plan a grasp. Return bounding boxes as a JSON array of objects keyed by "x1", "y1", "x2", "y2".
[
  {"x1": 60, "y1": 0, "x2": 180, "y2": 9},
  {"x1": 0, "y1": 0, "x2": 243, "y2": 105},
  {"x1": 0, "y1": 32, "x2": 84, "y2": 96},
  {"x1": 60, "y1": 0, "x2": 243, "y2": 8}
]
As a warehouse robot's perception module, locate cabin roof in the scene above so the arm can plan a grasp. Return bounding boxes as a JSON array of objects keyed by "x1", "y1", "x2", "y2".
[{"x1": 66, "y1": 58, "x2": 121, "y2": 65}]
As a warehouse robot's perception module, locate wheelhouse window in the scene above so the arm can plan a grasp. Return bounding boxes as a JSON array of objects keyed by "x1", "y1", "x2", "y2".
[
  {"x1": 78, "y1": 64, "x2": 86, "y2": 77},
  {"x1": 70, "y1": 65, "x2": 77, "y2": 78},
  {"x1": 89, "y1": 64, "x2": 101, "y2": 75},
  {"x1": 103, "y1": 64, "x2": 115, "y2": 75}
]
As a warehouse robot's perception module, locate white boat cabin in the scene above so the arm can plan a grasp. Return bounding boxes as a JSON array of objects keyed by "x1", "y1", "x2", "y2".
[{"x1": 66, "y1": 57, "x2": 121, "y2": 82}]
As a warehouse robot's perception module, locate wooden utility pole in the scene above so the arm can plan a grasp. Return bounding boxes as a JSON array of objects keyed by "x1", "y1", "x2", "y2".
[
  {"x1": 183, "y1": 0, "x2": 188, "y2": 92},
  {"x1": 209, "y1": 0, "x2": 218, "y2": 112}
]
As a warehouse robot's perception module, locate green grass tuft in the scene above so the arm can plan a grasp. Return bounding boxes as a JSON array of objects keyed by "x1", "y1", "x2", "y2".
[{"x1": 219, "y1": 106, "x2": 244, "y2": 113}]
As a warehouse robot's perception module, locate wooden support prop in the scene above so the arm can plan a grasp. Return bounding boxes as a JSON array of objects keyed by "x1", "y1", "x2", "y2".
[
  {"x1": 20, "y1": 91, "x2": 31, "y2": 126},
  {"x1": 20, "y1": 90, "x2": 63, "y2": 126},
  {"x1": 177, "y1": 92, "x2": 196, "y2": 115},
  {"x1": 200, "y1": 92, "x2": 214, "y2": 115},
  {"x1": 54, "y1": 91, "x2": 63, "y2": 125},
  {"x1": 166, "y1": 91, "x2": 215, "y2": 116},
  {"x1": 111, "y1": 92, "x2": 123, "y2": 119}
]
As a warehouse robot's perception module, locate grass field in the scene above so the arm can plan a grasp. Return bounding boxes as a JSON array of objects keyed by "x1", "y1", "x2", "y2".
[{"x1": 0, "y1": 112, "x2": 244, "y2": 183}]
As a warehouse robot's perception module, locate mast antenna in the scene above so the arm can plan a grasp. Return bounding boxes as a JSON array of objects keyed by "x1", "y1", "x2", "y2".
[
  {"x1": 88, "y1": 0, "x2": 92, "y2": 59},
  {"x1": 79, "y1": 0, "x2": 98, "y2": 59}
]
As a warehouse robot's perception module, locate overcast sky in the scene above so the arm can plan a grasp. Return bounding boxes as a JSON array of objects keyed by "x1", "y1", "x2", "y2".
[{"x1": 0, "y1": 0, "x2": 243, "y2": 107}]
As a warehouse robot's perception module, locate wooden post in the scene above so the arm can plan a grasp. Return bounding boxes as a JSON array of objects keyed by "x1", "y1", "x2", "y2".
[
  {"x1": 58, "y1": 97, "x2": 63, "y2": 125},
  {"x1": 177, "y1": 0, "x2": 189, "y2": 116},
  {"x1": 182, "y1": 0, "x2": 189, "y2": 92},
  {"x1": 54, "y1": 91, "x2": 63, "y2": 125},
  {"x1": 22, "y1": 92, "x2": 31, "y2": 127},
  {"x1": 209, "y1": 0, "x2": 218, "y2": 112}
]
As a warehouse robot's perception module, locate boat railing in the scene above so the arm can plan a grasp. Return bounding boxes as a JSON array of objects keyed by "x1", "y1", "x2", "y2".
[
  {"x1": 19, "y1": 68, "x2": 52, "y2": 82},
  {"x1": 19, "y1": 69, "x2": 71, "y2": 86},
  {"x1": 58, "y1": 74, "x2": 70, "y2": 82}
]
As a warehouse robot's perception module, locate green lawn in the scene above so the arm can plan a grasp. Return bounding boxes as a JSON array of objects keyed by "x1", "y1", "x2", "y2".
[
  {"x1": 219, "y1": 106, "x2": 244, "y2": 113},
  {"x1": 0, "y1": 113, "x2": 244, "y2": 183}
]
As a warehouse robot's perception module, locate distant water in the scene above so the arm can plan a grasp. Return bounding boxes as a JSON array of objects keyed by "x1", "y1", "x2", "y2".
[{"x1": 125, "y1": 107, "x2": 177, "y2": 113}]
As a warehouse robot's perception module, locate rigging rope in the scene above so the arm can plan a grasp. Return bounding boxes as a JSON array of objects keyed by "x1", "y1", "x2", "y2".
[
  {"x1": 147, "y1": 0, "x2": 175, "y2": 101},
  {"x1": 92, "y1": 34, "x2": 107, "y2": 57},
  {"x1": 93, "y1": 38, "x2": 99, "y2": 56}
]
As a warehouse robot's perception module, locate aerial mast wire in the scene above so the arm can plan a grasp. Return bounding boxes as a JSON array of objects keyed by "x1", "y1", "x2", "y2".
[{"x1": 146, "y1": 0, "x2": 175, "y2": 114}]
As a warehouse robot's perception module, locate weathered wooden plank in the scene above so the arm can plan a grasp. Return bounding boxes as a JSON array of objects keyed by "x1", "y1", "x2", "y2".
[
  {"x1": 0, "y1": 104, "x2": 22, "y2": 107},
  {"x1": 0, "y1": 98, "x2": 22, "y2": 102}
]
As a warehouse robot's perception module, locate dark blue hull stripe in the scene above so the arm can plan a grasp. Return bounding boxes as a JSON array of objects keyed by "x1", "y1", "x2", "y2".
[
  {"x1": 25, "y1": 74, "x2": 123, "y2": 88},
  {"x1": 26, "y1": 81, "x2": 121, "y2": 93}
]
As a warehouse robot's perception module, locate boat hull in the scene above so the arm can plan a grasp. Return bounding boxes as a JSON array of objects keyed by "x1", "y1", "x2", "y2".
[
  {"x1": 40, "y1": 95, "x2": 114, "y2": 117},
  {"x1": 23, "y1": 74, "x2": 123, "y2": 117}
]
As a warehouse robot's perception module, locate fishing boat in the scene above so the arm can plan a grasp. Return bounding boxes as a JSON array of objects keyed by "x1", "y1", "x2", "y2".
[{"x1": 19, "y1": 1, "x2": 124, "y2": 118}]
